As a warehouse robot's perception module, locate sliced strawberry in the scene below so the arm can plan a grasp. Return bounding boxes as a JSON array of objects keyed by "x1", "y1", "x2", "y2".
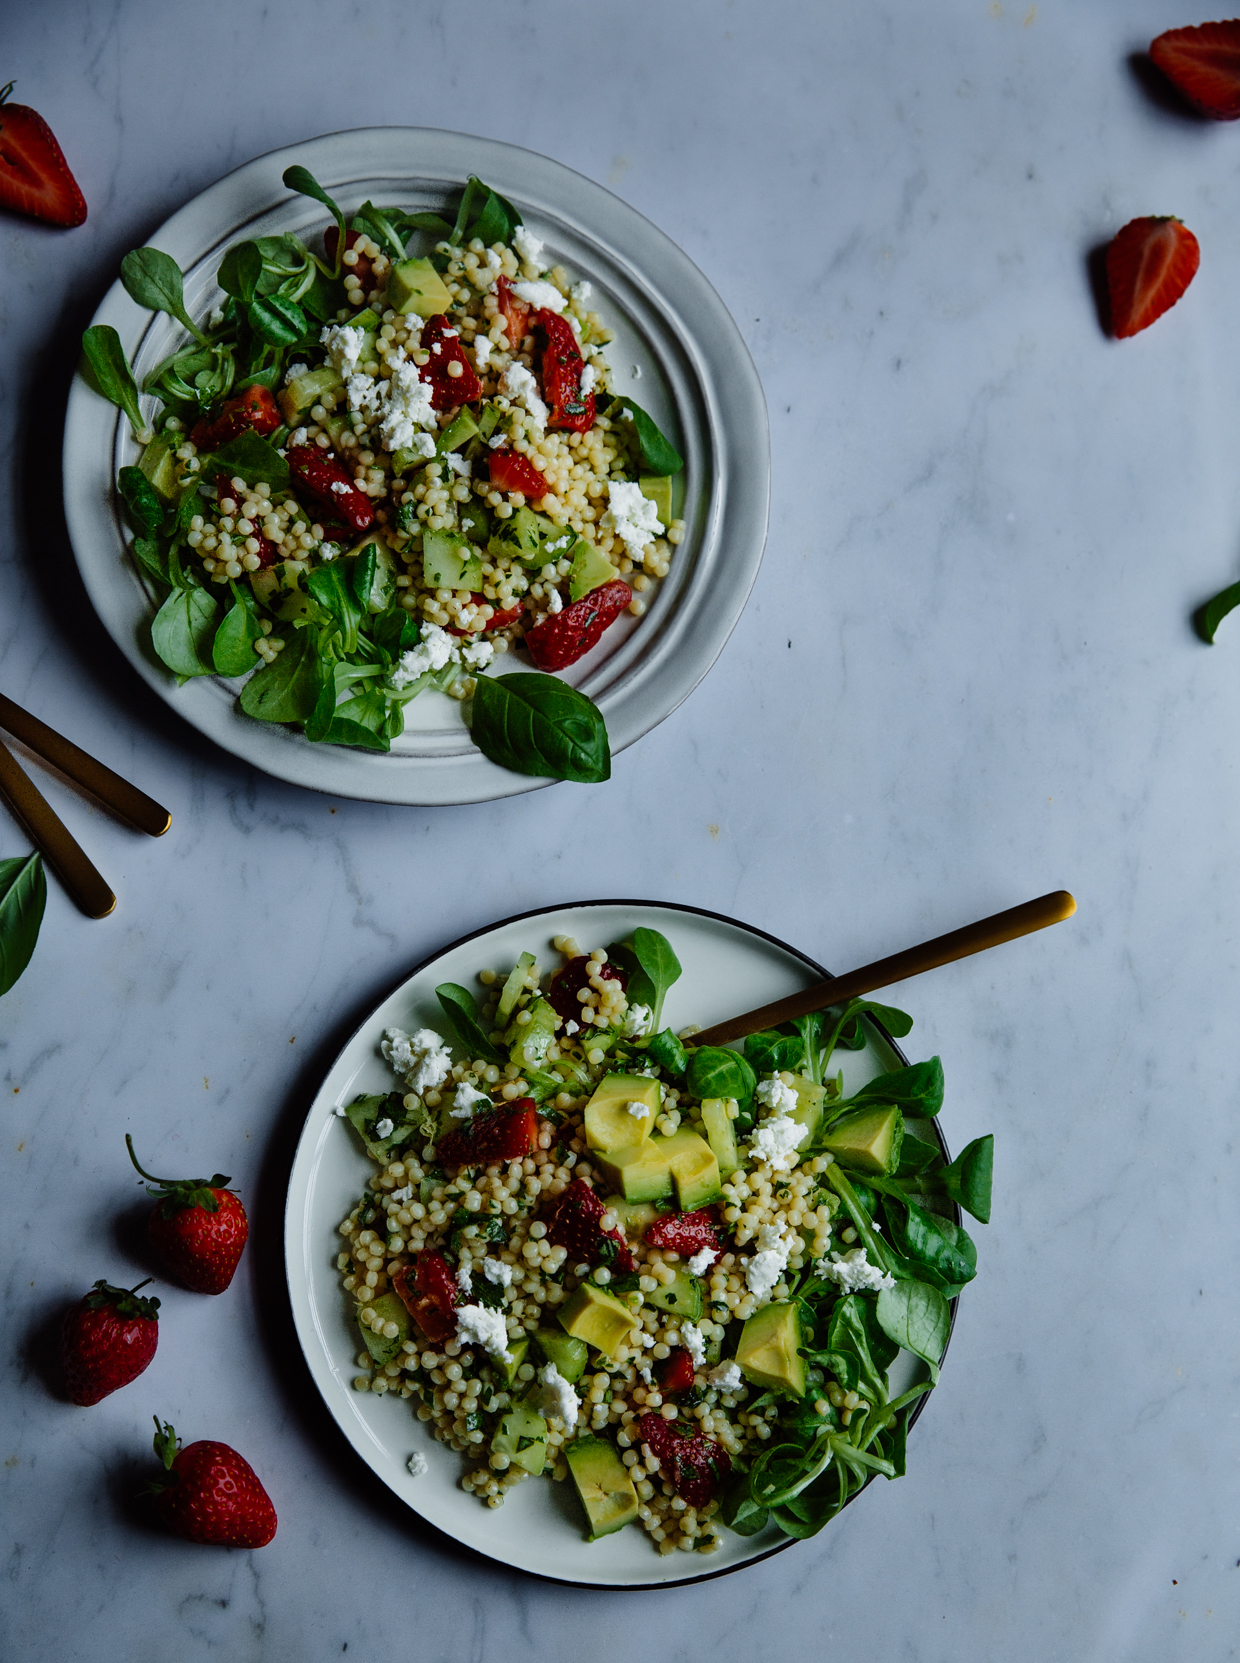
[
  {"x1": 191, "y1": 383, "x2": 281, "y2": 452},
  {"x1": 645, "y1": 1209, "x2": 722, "y2": 1259},
  {"x1": 1106, "y1": 217, "x2": 1200, "y2": 339},
  {"x1": 536, "y1": 310, "x2": 595, "y2": 432},
  {"x1": 286, "y1": 444, "x2": 374, "y2": 532},
  {"x1": 419, "y1": 314, "x2": 482, "y2": 411},
  {"x1": 445, "y1": 594, "x2": 524, "y2": 636},
  {"x1": 438, "y1": 1101, "x2": 538, "y2": 1168},
  {"x1": 488, "y1": 449, "x2": 549, "y2": 499},
  {"x1": 523, "y1": 579, "x2": 632, "y2": 671},
  {"x1": 393, "y1": 1249, "x2": 459, "y2": 1343},
  {"x1": 325, "y1": 225, "x2": 377, "y2": 293},
  {"x1": 1150, "y1": 21, "x2": 1240, "y2": 119},
  {"x1": 658, "y1": 1349, "x2": 697, "y2": 1395},
  {"x1": 494, "y1": 276, "x2": 531, "y2": 348},
  {"x1": 636, "y1": 1413, "x2": 730, "y2": 1508},
  {"x1": 0, "y1": 83, "x2": 86, "y2": 229},
  {"x1": 547, "y1": 954, "x2": 627, "y2": 1025},
  {"x1": 541, "y1": 1178, "x2": 634, "y2": 1272}
]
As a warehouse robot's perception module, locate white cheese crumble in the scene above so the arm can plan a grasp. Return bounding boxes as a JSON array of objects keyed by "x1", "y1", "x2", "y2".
[
  {"x1": 571, "y1": 280, "x2": 592, "y2": 306},
  {"x1": 530, "y1": 1362, "x2": 579, "y2": 1426},
  {"x1": 391, "y1": 1184, "x2": 413, "y2": 1203},
  {"x1": 745, "y1": 1222, "x2": 795, "y2": 1299},
  {"x1": 320, "y1": 323, "x2": 367, "y2": 376},
  {"x1": 681, "y1": 1322, "x2": 706, "y2": 1369},
  {"x1": 461, "y1": 638, "x2": 495, "y2": 670},
  {"x1": 605, "y1": 480, "x2": 663, "y2": 558},
  {"x1": 513, "y1": 278, "x2": 566, "y2": 314},
  {"x1": 687, "y1": 1246, "x2": 718, "y2": 1277},
  {"x1": 473, "y1": 335, "x2": 493, "y2": 370},
  {"x1": 330, "y1": 480, "x2": 350, "y2": 495},
  {"x1": 756, "y1": 1075, "x2": 798, "y2": 1116},
  {"x1": 623, "y1": 1003, "x2": 653, "y2": 1038},
  {"x1": 407, "y1": 1451, "x2": 429, "y2": 1478},
  {"x1": 449, "y1": 1079, "x2": 492, "y2": 1120},
  {"x1": 382, "y1": 1026, "x2": 453, "y2": 1094},
  {"x1": 749, "y1": 1112, "x2": 807, "y2": 1173},
  {"x1": 499, "y1": 362, "x2": 548, "y2": 430},
  {"x1": 284, "y1": 361, "x2": 309, "y2": 384},
  {"x1": 376, "y1": 348, "x2": 438, "y2": 452},
  {"x1": 455, "y1": 1303, "x2": 512, "y2": 1363},
  {"x1": 333, "y1": 1103, "x2": 348, "y2": 1117},
  {"x1": 445, "y1": 453, "x2": 472, "y2": 478},
  {"x1": 512, "y1": 224, "x2": 545, "y2": 269},
  {"x1": 456, "y1": 1263, "x2": 473, "y2": 1294},
  {"x1": 565, "y1": 1020, "x2": 580, "y2": 1036},
  {"x1": 818, "y1": 1247, "x2": 896, "y2": 1294},
  {"x1": 374, "y1": 1117, "x2": 394, "y2": 1139},
  {"x1": 482, "y1": 1258, "x2": 514, "y2": 1289},
  {"x1": 390, "y1": 623, "x2": 458, "y2": 688},
  {"x1": 707, "y1": 1360, "x2": 743, "y2": 1394},
  {"x1": 579, "y1": 362, "x2": 598, "y2": 396},
  {"x1": 627, "y1": 1100, "x2": 650, "y2": 1119}
]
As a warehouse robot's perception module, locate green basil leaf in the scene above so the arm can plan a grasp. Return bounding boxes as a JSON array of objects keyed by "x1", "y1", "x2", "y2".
[
  {"x1": 118, "y1": 465, "x2": 166, "y2": 535},
  {"x1": 131, "y1": 536, "x2": 172, "y2": 587},
  {"x1": 469, "y1": 671, "x2": 610, "y2": 785},
  {"x1": 81, "y1": 325, "x2": 144, "y2": 433},
  {"x1": 282, "y1": 165, "x2": 348, "y2": 257},
  {"x1": 0, "y1": 852, "x2": 47, "y2": 996},
  {"x1": 120, "y1": 247, "x2": 206, "y2": 343},
  {"x1": 744, "y1": 1028, "x2": 805, "y2": 1076},
  {"x1": 240, "y1": 627, "x2": 326, "y2": 722},
  {"x1": 151, "y1": 586, "x2": 219, "y2": 678},
  {"x1": 645, "y1": 1028, "x2": 687, "y2": 1076},
  {"x1": 630, "y1": 927, "x2": 681, "y2": 1027},
  {"x1": 939, "y1": 1134, "x2": 993, "y2": 1224},
  {"x1": 847, "y1": 1057, "x2": 944, "y2": 1118},
  {"x1": 218, "y1": 240, "x2": 263, "y2": 304},
  {"x1": 684, "y1": 1045, "x2": 756, "y2": 1114},
  {"x1": 883, "y1": 1195, "x2": 977, "y2": 1292},
  {"x1": 875, "y1": 1281, "x2": 949, "y2": 1385},
  {"x1": 611, "y1": 397, "x2": 684, "y2": 475},
  {"x1": 247, "y1": 293, "x2": 307, "y2": 347},
  {"x1": 1196, "y1": 580, "x2": 1240, "y2": 644},
  {"x1": 205, "y1": 431, "x2": 290, "y2": 491},
  {"x1": 435, "y1": 983, "x2": 506, "y2": 1064},
  {"x1": 212, "y1": 596, "x2": 263, "y2": 677}
]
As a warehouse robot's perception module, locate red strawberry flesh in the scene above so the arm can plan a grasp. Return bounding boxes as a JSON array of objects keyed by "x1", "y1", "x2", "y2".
[
  {"x1": 487, "y1": 448, "x2": 549, "y2": 499},
  {"x1": 437, "y1": 1100, "x2": 538, "y2": 1168},
  {"x1": 151, "y1": 1421, "x2": 277, "y2": 1548},
  {"x1": 1105, "y1": 217, "x2": 1200, "y2": 339},
  {"x1": 393, "y1": 1249, "x2": 459, "y2": 1342},
  {"x1": 419, "y1": 314, "x2": 481, "y2": 411},
  {"x1": 644, "y1": 1209, "x2": 723, "y2": 1258},
  {"x1": 541, "y1": 1177, "x2": 634, "y2": 1272},
  {"x1": 658, "y1": 1349, "x2": 697, "y2": 1395},
  {"x1": 522, "y1": 579, "x2": 632, "y2": 671},
  {"x1": 636, "y1": 1412, "x2": 730, "y2": 1508},
  {"x1": 0, "y1": 83, "x2": 87, "y2": 228},
  {"x1": 537, "y1": 309, "x2": 595, "y2": 432},
  {"x1": 1150, "y1": 21, "x2": 1240, "y2": 119},
  {"x1": 286, "y1": 444, "x2": 374, "y2": 533},
  {"x1": 190, "y1": 383, "x2": 281, "y2": 452}
]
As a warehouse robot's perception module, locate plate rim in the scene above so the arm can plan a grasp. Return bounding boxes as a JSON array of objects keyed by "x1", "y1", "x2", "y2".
[
  {"x1": 63, "y1": 126, "x2": 770, "y2": 805},
  {"x1": 283, "y1": 896, "x2": 957, "y2": 1590}
]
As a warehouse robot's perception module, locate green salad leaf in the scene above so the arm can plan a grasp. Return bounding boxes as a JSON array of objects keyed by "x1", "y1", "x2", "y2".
[
  {"x1": 81, "y1": 325, "x2": 145, "y2": 435},
  {"x1": 685, "y1": 1045, "x2": 756, "y2": 1117},
  {"x1": 1196, "y1": 580, "x2": 1240, "y2": 644},
  {"x1": 610, "y1": 397, "x2": 684, "y2": 475},
  {"x1": 469, "y1": 672, "x2": 610, "y2": 785},
  {"x1": 0, "y1": 852, "x2": 46, "y2": 996},
  {"x1": 240, "y1": 627, "x2": 326, "y2": 722},
  {"x1": 150, "y1": 587, "x2": 219, "y2": 678},
  {"x1": 282, "y1": 165, "x2": 348, "y2": 267},
  {"x1": 939, "y1": 1134, "x2": 993, "y2": 1224},
  {"x1": 118, "y1": 466, "x2": 166, "y2": 536},
  {"x1": 875, "y1": 1281, "x2": 950, "y2": 1385},
  {"x1": 120, "y1": 247, "x2": 209, "y2": 345},
  {"x1": 218, "y1": 240, "x2": 263, "y2": 304},
  {"x1": 435, "y1": 983, "x2": 506, "y2": 1065}
]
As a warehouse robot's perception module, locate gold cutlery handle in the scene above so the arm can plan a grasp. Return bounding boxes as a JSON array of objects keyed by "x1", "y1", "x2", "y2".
[
  {"x1": 0, "y1": 692, "x2": 170, "y2": 837},
  {"x1": 0, "y1": 738, "x2": 115, "y2": 918}
]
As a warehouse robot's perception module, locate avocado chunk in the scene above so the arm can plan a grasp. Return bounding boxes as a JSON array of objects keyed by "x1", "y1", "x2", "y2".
[
  {"x1": 437, "y1": 407, "x2": 480, "y2": 455},
  {"x1": 422, "y1": 528, "x2": 483, "y2": 591},
  {"x1": 138, "y1": 433, "x2": 179, "y2": 501},
  {"x1": 821, "y1": 1104, "x2": 903, "y2": 1175},
  {"x1": 391, "y1": 443, "x2": 432, "y2": 474},
  {"x1": 700, "y1": 1098, "x2": 741, "y2": 1177},
  {"x1": 646, "y1": 1267, "x2": 703, "y2": 1321},
  {"x1": 531, "y1": 1326, "x2": 588, "y2": 1384},
  {"x1": 507, "y1": 996, "x2": 558, "y2": 1072},
  {"x1": 349, "y1": 308, "x2": 382, "y2": 331},
  {"x1": 786, "y1": 1072, "x2": 826, "y2": 1142},
  {"x1": 358, "y1": 1291, "x2": 410, "y2": 1368},
  {"x1": 279, "y1": 364, "x2": 345, "y2": 425},
  {"x1": 491, "y1": 1401, "x2": 548, "y2": 1475},
  {"x1": 737, "y1": 1300, "x2": 805, "y2": 1398},
  {"x1": 387, "y1": 256, "x2": 454, "y2": 318},
  {"x1": 559, "y1": 1283, "x2": 639, "y2": 1359},
  {"x1": 638, "y1": 475, "x2": 673, "y2": 525},
  {"x1": 491, "y1": 1333, "x2": 529, "y2": 1388},
  {"x1": 661, "y1": 1128, "x2": 723, "y2": 1210},
  {"x1": 568, "y1": 538, "x2": 621, "y2": 602},
  {"x1": 595, "y1": 1138, "x2": 674, "y2": 1203},
  {"x1": 584, "y1": 1073, "x2": 661, "y2": 1152},
  {"x1": 565, "y1": 1436, "x2": 639, "y2": 1539},
  {"x1": 602, "y1": 1195, "x2": 659, "y2": 1241},
  {"x1": 497, "y1": 952, "x2": 536, "y2": 1025}
]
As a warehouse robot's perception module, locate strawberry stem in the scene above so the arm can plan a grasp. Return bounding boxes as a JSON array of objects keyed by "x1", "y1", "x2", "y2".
[
  {"x1": 125, "y1": 1133, "x2": 231, "y2": 1206},
  {"x1": 0, "y1": 83, "x2": 13, "y2": 108}
]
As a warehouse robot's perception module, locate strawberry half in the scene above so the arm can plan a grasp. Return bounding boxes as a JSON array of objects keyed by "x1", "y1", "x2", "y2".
[
  {"x1": 1150, "y1": 21, "x2": 1240, "y2": 120},
  {"x1": 636, "y1": 1412, "x2": 730, "y2": 1508},
  {"x1": 437, "y1": 1100, "x2": 538, "y2": 1169},
  {"x1": 541, "y1": 1177, "x2": 634, "y2": 1272},
  {"x1": 0, "y1": 82, "x2": 86, "y2": 228},
  {"x1": 1105, "y1": 217, "x2": 1200, "y2": 339},
  {"x1": 60, "y1": 1280, "x2": 160, "y2": 1406},
  {"x1": 126, "y1": 1135, "x2": 249, "y2": 1294},
  {"x1": 149, "y1": 1419, "x2": 277, "y2": 1548},
  {"x1": 644, "y1": 1208, "x2": 723, "y2": 1258},
  {"x1": 392, "y1": 1249, "x2": 459, "y2": 1342}
]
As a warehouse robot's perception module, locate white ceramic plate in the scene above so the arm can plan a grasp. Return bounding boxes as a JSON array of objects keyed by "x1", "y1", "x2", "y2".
[
  {"x1": 63, "y1": 129, "x2": 769, "y2": 805},
  {"x1": 284, "y1": 900, "x2": 951, "y2": 1588}
]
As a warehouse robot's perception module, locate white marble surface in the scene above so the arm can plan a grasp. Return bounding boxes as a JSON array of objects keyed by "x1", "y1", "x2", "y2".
[{"x1": 2, "y1": 1, "x2": 1238, "y2": 1656}]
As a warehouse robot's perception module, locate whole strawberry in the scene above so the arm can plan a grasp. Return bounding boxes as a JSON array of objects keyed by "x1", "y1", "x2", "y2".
[
  {"x1": 126, "y1": 1135, "x2": 249, "y2": 1294},
  {"x1": 149, "y1": 1419, "x2": 277, "y2": 1548},
  {"x1": 60, "y1": 1279, "x2": 160, "y2": 1405}
]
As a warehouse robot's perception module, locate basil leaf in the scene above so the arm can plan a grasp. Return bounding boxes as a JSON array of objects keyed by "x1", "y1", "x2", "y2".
[
  {"x1": 846, "y1": 1057, "x2": 943, "y2": 1119},
  {"x1": 151, "y1": 586, "x2": 219, "y2": 678},
  {"x1": 645, "y1": 1028, "x2": 686, "y2": 1076},
  {"x1": 212, "y1": 594, "x2": 263, "y2": 677},
  {"x1": 118, "y1": 465, "x2": 166, "y2": 535},
  {"x1": 883, "y1": 1195, "x2": 977, "y2": 1293},
  {"x1": 120, "y1": 247, "x2": 207, "y2": 343},
  {"x1": 744, "y1": 1027, "x2": 805, "y2": 1076},
  {"x1": 131, "y1": 536, "x2": 172, "y2": 587},
  {"x1": 896, "y1": 1132, "x2": 942, "y2": 1179},
  {"x1": 81, "y1": 325, "x2": 145, "y2": 433},
  {"x1": 282, "y1": 165, "x2": 348, "y2": 259},
  {"x1": 0, "y1": 852, "x2": 46, "y2": 996},
  {"x1": 469, "y1": 671, "x2": 610, "y2": 785},
  {"x1": 435, "y1": 983, "x2": 505, "y2": 1064},
  {"x1": 684, "y1": 1046, "x2": 756, "y2": 1114},
  {"x1": 218, "y1": 240, "x2": 263, "y2": 304},
  {"x1": 630, "y1": 927, "x2": 681, "y2": 1028},
  {"x1": 939, "y1": 1134, "x2": 993, "y2": 1224},
  {"x1": 205, "y1": 431, "x2": 290, "y2": 491},
  {"x1": 1196, "y1": 580, "x2": 1240, "y2": 643},
  {"x1": 401, "y1": 211, "x2": 454, "y2": 237},
  {"x1": 324, "y1": 713, "x2": 390, "y2": 752},
  {"x1": 611, "y1": 397, "x2": 684, "y2": 475},
  {"x1": 875, "y1": 1281, "x2": 949, "y2": 1385},
  {"x1": 240, "y1": 627, "x2": 326, "y2": 722},
  {"x1": 247, "y1": 292, "x2": 307, "y2": 347}
]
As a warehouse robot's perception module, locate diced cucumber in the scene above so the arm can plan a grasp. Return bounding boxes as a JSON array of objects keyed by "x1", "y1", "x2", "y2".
[
  {"x1": 491, "y1": 1334, "x2": 529, "y2": 1388},
  {"x1": 138, "y1": 433, "x2": 178, "y2": 501},
  {"x1": 531, "y1": 1326, "x2": 589, "y2": 1383},
  {"x1": 638, "y1": 475, "x2": 673, "y2": 524},
  {"x1": 497, "y1": 952, "x2": 536, "y2": 1025},
  {"x1": 278, "y1": 365, "x2": 344, "y2": 425},
  {"x1": 568, "y1": 538, "x2": 620, "y2": 602},
  {"x1": 645, "y1": 1268, "x2": 703, "y2": 1321},
  {"x1": 423, "y1": 528, "x2": 482, "y2": 591},
  {"x1": 507, "y1": 997, "x2": 558, "y2": 1072},
  {"x1": 358, "y1": 1291, "x2": 409, "y2": 1368},
  {"x1": 491, "y1": 1401, "x2": 548, "y2": 1475},
  {"x1": 437, "y1": 408, "x2": 479, "y2": 455}
]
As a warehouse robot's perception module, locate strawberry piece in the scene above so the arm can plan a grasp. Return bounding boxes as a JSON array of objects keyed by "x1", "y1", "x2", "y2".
[
  {"x1": 0, "y1": 82, "x2": 86, "y2": 228},
  {"x1": 286, "y1": 444, "x2": 375, "y2": 533},
  {"x1": 636, "y1": 1413, "x2": 730, "y2": 1508},
  {"x1": 445, "y1": 594, "x2": 524, "y2": 636},
  {"x1": 419, "y1": 314, "x2": 482, "y2": 411},
  {"x1": 60, "y1": 1280, "x2": 159, "y2": 1406},
  {"x1": 150, "y1": 1419, "x2": 277, "y2": 1548},
  {"x1": 658, "y1": 1349, "x2": 697, "y2": 1395},
  {"x1": 393, "y1": 1249, "x2": 459, "y2": 1342},
  {"x1": 1150, "y1": 21, "x2": 1240, "y2": 119},
  {"x1": 541, "y1": 1177, "x2": 634, "y2": 1272},
  {"x1": 536, "y1": 310, "x2": 595, "y2": 432},
  {"x1": 325, "y1": 225, "x2": 377, "y2": 293},
  {"x1": 126, "y1": 1136, "x2": 249, "y2": 1295},
  {"x1": 487, "y1": 449, "x2": 549, "y2": 499},
  {"x1": 495, "y1": 276, "x2": 531, "y2": 348},
  {"x1": 547, "y1": 954, "x2": 627, "y2": 1025},
  {"x1": 1106, "y1": 217, "x2": 1200, "y2": 339},
  {"x1": 438, "y1": 1100, "x2": 538, "y2": 1168},
  {"x1": 523, "y1": 579, "x2": 632, "y2": 671},
  {"x1": 190, "y1": 383, "x2": 281, "y2": 451},
  {"x1": 645, "y1": 1209, "x2": 723, "y2": 1259}
]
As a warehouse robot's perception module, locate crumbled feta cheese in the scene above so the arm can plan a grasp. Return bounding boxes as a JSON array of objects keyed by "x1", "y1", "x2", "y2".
[
  {"x1": 455, "y1": 1303, "x2": 512, "y2": 1363},
  {"x1": 391, "y1": 1184, "x2": 413, "y2": 1203},
  {"x1": 488, "y1": 433, "x2": 507, "y2": 449},
  {"x1": 623, "y1": 1003, "x2": 653, "y2": 1038},
  {"x1": 545, "y1": 588, "x2": 563, "y2": 615},
  {"x1": 605, "y1": 480, "x2": 663, "y2": 558},
  {"x1": 330, "y1": 480, "x2": 350, "y2": 495},
  {"x1": 376, "y1": 348, "x2": 438, "y2": 452},
  {"x1": 818, "y1": 1247, "x2": 895, "y2": 1295},
  {"x1": 512, "y1": 224, "x2": 545, "y2": 269},
  {"x1": 627, "y1": 1100, "x2": 649, "y2": 1119},
  {"x1": 456, "y1": 1263, "x2": 473, "y2": 1294},
  {"x1": 579, "y1": 362, "x2": 598, "y2": 396},
  {"x1": 473, "y1": 335, "x2": 493, "y2": 370},
  {"x1": 499, "y1": 362, "x2": 548, "y2": 430},
  {"x1": 707, "y1": 1360, "x2": 743, "y2": 1394},
  {"x1": 430, "y1": 341, "x2": 441, "y2": 355},
  {"x1": 449, "y1": 1079, "x2": 492, "y2": 1120},
  {"x1": 571, "y1": 280, "x2": 592, "y2": 306},
  {"x1": 320, "y1": 323, "x2": 367, "y2": 376},
  {"x1": 687, "y1": 1246, "x2": 718, "y2": 1277},
  {"x1": 390, "y1": 624, "x2": 459, "y2": 688},
  {"x1": 681, "y1": 1322, "x2": 706, "y2": 1368},
  {"x1": 382, "y1": 1026, "x2": 453, "y2": 1094},
  {"x1": 745, "y1": 1223, "x2": 795, "y2": 1299},
  {"x1": 638, "y1": 1364, "x2": 652, "y2": 1384},
  {"x1": 407, "y1": 1451, "x2": 429, "y2": 1478},
  {"x1": 513, "y1": 279, "x2": 566, "y2": 314},
  {"x1": 482, "y1": 1258, "x2": 514, "y2": 1288},
  {"x1": 749, "y1": 1112, "x2": 807, "y2": 1173},
  {"x1": 333, "y1": 1103, "x2": 348, "y2": 1117},
  {"x1": 461, "y1": 638, "x2": 495, "y2": 671},
  {"x1": 565, "y1": 1020, "x2": 579, "y2": 1036},
  {"x1": 284, "y1": 361, "x2": 309, "y2": 384},
  {"x1": 289, "y1": 426, "x2": 309, "y2": 447},
  {"x1": 756, "y1": 1075, "x2": 798, "y2": 1116},
  {"x1": 346, "y1": 371, "x2": 382, "y2": 420},
  {"x1": 445, "y1": 453, "x2": 472, "y2": 478},
  {"x1": 374, "y1": 1117, "x2": 394, "y2": 1139},
  {"x1": 530, "y1": 1362, "x2": 579, "y2": 1426}
]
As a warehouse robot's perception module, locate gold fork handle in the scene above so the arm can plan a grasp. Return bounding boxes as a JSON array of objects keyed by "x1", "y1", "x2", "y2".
[
  {"x1": 0, "y1": 692, "x2": 170, "y2": 837},
  {"x1": 0, "y1": 738, "x2": 115, "y2": 918}
]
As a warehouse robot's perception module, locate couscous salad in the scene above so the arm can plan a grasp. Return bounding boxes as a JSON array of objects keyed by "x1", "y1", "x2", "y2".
[
  {"x1": 81, "y1": 170, "x2": 687, "y2": 784},
  {"x1": 334, "y1": 927, "x2": 993, "y2": 1553}
]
